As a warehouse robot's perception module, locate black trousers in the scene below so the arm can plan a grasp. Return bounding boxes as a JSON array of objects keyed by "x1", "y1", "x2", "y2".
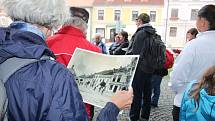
[
  {"x1": 172, "y1": 105, "x2": 180, "y2": 121},
  {"x1": 129, "y1": 67, "x2": 152, "y2": 121},
  {"x1": 90, "y1": 106, "x2": 94, "y2": 121}
]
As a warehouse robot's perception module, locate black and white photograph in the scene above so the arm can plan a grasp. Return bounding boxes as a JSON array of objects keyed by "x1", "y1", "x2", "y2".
[{"x1": 67, "y1": 48, "x2": 139, "y2": 108}]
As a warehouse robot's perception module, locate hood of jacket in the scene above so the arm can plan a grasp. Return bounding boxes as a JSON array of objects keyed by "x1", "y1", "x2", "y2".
[
  {"x1": 183, "y1": 80, "x2": 215, "y2": 120},
  {"x1": 0, "y1": 24, "x2": 55, "y2": 64},
  {"x1": 199, "y1": 88, "x2": 215, "y2": 116},
  {"x1": 137, "y1": 23, "x2": 156, "y2": 34}
]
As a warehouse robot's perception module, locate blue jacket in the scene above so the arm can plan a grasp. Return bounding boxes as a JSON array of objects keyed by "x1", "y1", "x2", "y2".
[
  {"x1": 0, "y1": 22, "x2": 119, "y2": 121},
  {"x1": 92, "y1": 41, "x2": 107, "y2": 54},
  {"x1": 180, "y1": 80, "x2": 215, "y2": 121}
]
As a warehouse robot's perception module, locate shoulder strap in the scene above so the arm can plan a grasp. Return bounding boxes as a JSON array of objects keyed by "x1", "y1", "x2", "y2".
[
  {"x1": 0, "y1": 55, "x2": 50, "y2": 83},
  {"x1": 0, "y1": 80, "x2": 7, "y2": 121}
]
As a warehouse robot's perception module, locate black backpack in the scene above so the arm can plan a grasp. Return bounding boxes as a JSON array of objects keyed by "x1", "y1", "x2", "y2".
[{"x1": 139, "y1": 29, "x2": 166, "y2": 72}]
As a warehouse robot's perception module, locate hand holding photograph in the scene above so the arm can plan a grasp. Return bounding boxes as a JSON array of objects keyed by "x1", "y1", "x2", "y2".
[{"x1": 67, "y1": 48, "x2": 139, "y2": 108}]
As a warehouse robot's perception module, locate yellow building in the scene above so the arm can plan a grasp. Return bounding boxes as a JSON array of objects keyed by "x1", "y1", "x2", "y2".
[{"x1": 92, "y1": 0, "x2": 164, "y2": 42}]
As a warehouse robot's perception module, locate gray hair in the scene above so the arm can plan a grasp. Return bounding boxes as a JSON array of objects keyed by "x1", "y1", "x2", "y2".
[
  {"x1": 94, "y1": 33, "x2": 102, "y2": 38},
  {"x1": 0, "y1": 0, "x2": 70, "y2": 29},
  {"x1": 64, "y1": 16, "x2": 88, "y2": 35}
]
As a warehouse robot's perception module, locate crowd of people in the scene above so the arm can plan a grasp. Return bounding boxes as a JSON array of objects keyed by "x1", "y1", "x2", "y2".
[
  {"x1": 0, "y1": 0, "x2": 132, "y2": 121},
  {"x1": 0, "y1": 0, "x2": 215, "y2": 121}
]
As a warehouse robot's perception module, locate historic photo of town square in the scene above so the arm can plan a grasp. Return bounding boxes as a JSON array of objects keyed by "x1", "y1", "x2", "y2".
[{"x1": 67, "y1": 48, "x2": 139, "y2": 108}]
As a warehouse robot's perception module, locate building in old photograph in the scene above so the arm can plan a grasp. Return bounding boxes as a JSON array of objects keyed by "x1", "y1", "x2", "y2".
[{"x1": 76, "y1": 57, "x2": 137, "y2": 94}]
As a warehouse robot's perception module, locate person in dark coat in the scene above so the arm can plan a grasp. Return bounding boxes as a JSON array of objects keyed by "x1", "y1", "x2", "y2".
[
  {"x1": 126, "y1": 13, "x2": 157, "y2": 121},
  {"x1": 109, "y1": 31, "x2": 129, "y2": 55},
  {"x1": 0, "y1": 0, "x2": 133, "y2": 121}
]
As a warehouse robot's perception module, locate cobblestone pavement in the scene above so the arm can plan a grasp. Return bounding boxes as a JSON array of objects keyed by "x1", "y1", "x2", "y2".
[{"x1": 93, "y1": 76, "x2": 175, "y2": 121}]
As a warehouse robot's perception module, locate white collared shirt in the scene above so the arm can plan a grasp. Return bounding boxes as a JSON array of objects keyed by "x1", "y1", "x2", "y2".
[{"x1": 169, "y1": 30, "x2": 215, "y2": 107}]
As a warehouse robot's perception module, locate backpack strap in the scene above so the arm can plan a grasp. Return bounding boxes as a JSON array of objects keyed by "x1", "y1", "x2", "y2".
[
  {"x1": 0, "y1": 55, "x2": 50, "y2": 83},
  {"x1": 0, "y1": 80, "x2": 7, "y2": 121}
]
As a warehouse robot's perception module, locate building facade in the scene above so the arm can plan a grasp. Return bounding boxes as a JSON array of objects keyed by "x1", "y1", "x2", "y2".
[
  {"x1": 92, "y1": 0, "x2": 164, "y2": 42},
  {"x1": 165, "y1": 0, "x2": 215, "y2": 48}
]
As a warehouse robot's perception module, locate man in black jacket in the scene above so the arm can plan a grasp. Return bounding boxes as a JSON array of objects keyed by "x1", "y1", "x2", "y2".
[{"x1": 126, "y1": 13, "x2": 156, "y2": 121}]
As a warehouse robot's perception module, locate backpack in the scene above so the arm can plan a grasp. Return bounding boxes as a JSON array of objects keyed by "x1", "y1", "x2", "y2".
[
  {"x1": 0, "y1": 56, "x2": 50, "y2": 121},
  {"x1": 0, "y1": 81, "x2": 7, "y2": 121},
  {"x1": 164, "y1": 49, "x2": 174, "y2": 69},
  {"x1": 140, "y1": 29, "x2": 166, "y2": 72}
]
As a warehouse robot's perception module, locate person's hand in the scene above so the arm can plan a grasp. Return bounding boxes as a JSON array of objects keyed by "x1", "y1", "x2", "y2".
[{"x1": 110, "y1": 87, "x2": 133, "y2": 110}]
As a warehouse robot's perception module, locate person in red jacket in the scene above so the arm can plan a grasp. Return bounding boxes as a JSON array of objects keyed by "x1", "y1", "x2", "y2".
[{"x1": 46, "y1": 7, "x2": 100, "y2": 120}]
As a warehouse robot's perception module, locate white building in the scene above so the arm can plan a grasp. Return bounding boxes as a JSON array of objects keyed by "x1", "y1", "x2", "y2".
[{"x1": 165, "y1": 0, "x2": 215, "y2": 48}]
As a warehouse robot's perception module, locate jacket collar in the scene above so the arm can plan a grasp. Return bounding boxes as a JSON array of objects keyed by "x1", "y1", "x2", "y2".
[
  {"x1": 138, "y1": 23, "x2": 151, "y2": 29},
  {"x1": 10, "y1": 21, "x2": 46, "y2": 40},
  {"x1": 56, "y1": 25, "x2": 85, "y2": 38},
  {"x1": 0, "y1": 25, "x2": 55, "y2": 64},
  {"x1": 197, "y1": 30, "x2": 215, "y2": 38},
  {"x1": 200, "y1": 89, "x2": 215, "y2": 103}
]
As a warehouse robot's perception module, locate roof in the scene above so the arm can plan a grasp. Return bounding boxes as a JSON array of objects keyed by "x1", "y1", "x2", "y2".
[
  {"x1": 93, "y1": 0, "x2": 164, "y2": 6},
  {"x1": 66, "y1": 0, "x2": 95, "y2": 7}
]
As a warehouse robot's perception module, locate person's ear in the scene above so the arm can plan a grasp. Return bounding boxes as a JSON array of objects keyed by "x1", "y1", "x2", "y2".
[{"x1": 201, "y1": 18, "x2": 209, "y2": 30}]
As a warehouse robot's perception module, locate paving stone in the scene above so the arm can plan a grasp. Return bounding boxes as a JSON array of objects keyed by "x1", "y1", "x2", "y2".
[{"x1": 93, "y1": 77, "x2": 175, "y2": 121}]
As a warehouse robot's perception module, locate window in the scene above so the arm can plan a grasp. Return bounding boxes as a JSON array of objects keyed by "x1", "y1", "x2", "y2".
[
  {"x1": 96, "y1": 28, "x2": 105, "y2": 38},
  {"x1": 169, "y1": 27, "x2": 177, "y2": 37},
  {"x1": 114, "y1": 10, "x2": 121, "y2": 21},
  {"x1": 132, "y1": 11, "x2": 138, "y2": 21},
  {"x1": 171, "y1": 8, "x2": 178, "y2": 19},
  {"x1": 150, "y1": 11, "x2": 156, "y2": 22},
  {"x1": 190, "y1": 9, "x2": 198, "y2": 20},
  {"x1": 98, "y1": 10, "x2": 104, "y2": 20}
]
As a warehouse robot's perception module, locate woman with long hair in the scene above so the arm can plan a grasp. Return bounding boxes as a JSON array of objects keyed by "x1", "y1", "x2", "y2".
[{"x1": 180, "y1": 65, "x2": 215, "y2": 121}]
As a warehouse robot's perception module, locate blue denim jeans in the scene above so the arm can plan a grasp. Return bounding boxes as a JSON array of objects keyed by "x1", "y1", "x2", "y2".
[{"x1": 151, "y1": 75, "x2": 162, "y2": 106}]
